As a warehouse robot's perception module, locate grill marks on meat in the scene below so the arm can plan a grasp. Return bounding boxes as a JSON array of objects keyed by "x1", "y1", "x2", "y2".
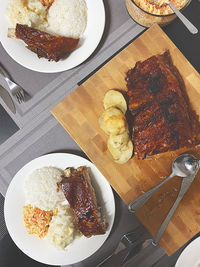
[
  {"x1": 15, "y1": 24, "x2": 79, "y2": 62},
  {"x1": 126, "y1": 51, "x2": 200, "y2": 159},
  {"x1": 39, "y1": 0, "x2": 54, "y2": 8},
  {"x1": 60, "y1": 167, "x2": 107, "y2": 237}
]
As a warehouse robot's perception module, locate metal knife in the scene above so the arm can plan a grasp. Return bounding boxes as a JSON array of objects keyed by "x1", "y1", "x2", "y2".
[
  {"x1": 122, "y1": 170, "x2": 198, "y2": 265},
  {"x1": 122, "y1": 238, "x2": 153, "y2": 264},
  {"x1": 0, "y1": 84, "x2": 16, "y2": 114}
]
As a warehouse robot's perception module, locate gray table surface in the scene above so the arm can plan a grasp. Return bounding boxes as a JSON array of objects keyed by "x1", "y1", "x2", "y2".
[{"x1": 0, "y1": 0, "x2": 198, "y2": 266}]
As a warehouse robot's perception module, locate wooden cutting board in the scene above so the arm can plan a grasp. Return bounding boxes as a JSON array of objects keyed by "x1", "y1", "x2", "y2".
[{"x1": 51, "y1": 24, "x2": 200, "y2": 255}]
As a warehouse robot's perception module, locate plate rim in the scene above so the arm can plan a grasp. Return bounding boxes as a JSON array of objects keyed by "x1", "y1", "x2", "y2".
[
  {"x1": 175, "y1": 236, "x2": 200, "y2": 267},
  {"x1": 4, "y1": 152, "x2": 115, "y2": 265}
]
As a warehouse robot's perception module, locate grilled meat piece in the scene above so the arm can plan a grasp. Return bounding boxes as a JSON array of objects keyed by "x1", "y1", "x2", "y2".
[
  {"x1": 14, "y1": 24, "x2": 79, "y2": 62},
  {"x1": 39, "y1": 0, "x2": 54, "y2": 8},
  {"x1": 126, "y1": 51, "x2": 200, "y2": 159},
  {"x1": 60, "y1": 167, "x2": 107, "y2": 237}
]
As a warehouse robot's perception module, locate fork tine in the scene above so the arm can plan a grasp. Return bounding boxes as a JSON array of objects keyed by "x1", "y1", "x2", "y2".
[
  {"x1": 97, "y1": 232, "x2": 138, "y2": 266},
  {"x1": 15, "y1": 92, "x2": 22, "y2": 103},
  {"x1": 16, "y1": 92, "x2": 22, "y2": 102},
  {"x1": 15, "y1": 94, "x2": 21, "y2": 104},
  {"x1": 19, "y1": 88, "x2": 25, "y2": 99},
  {"x1": 18, "y1": 92, "x2": 24, "y2": 102},
  {"x1": 17, "y1": 92, "x2": 24, "y2": 103}
]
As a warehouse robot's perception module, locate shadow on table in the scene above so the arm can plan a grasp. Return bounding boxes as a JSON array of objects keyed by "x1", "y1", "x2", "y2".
[{"x1": 0, "y1": 234, "x2": 55, "y2": 267}]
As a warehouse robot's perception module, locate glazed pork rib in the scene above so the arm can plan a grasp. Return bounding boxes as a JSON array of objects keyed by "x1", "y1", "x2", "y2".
[
  {"x1": 39, "y1": 0, "x2": 54, "y2": 8},
  {"x1": 8, "y1": 24, "x2": 79, "y2": 62},
  {"x1": 61, "y1": 167, "x2": 107, "y2": 237},
  {"x1": 126, "y1": 51, "x2": 200, "y2": 159}
]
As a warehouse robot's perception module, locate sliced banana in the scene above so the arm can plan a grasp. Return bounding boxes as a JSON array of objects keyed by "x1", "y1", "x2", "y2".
[
  {"x1": 107, "y1": 139, "x2": 133, "y2": 163},
  {"x1": 99, "y1": 107, "x2": 127, "y2": 135},
  {"x1": 103, "y1": 90, "x2": 127, "y2": 114},
  {"x1": 99, "y1": 89, "x2": 133, "y2": 163},
  {"x1": 98, "y1": 114, "x2": 109, "y2": 134},
  {"x1": 115, "y1": 140, "x2": 133, "y2": 164},
  {"x1": 107, "y1": 139, "x2": 123, "y2": 160},
  {"x1": 108, "y1": 132, "x2": 129, "y2": 149}
]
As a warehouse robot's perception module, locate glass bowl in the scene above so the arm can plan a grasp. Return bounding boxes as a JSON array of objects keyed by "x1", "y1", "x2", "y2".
[{"x1": 125, "y1": 0, "x2": 192, "y2": 28}]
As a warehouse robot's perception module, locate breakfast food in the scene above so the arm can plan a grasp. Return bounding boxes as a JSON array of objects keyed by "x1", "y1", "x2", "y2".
[
  {"x1": 9, "y1": 24, "x2": 80, "y2": 61},
  {"x1": 24, "y1": 166, "x2": 65, "y2": 211},
  {"x1": 23, "y1": 204, "x2": 54, "y2": 238},
  {"x1": 126, "y1": 50, "x2": 200, "y2": 159},
  {"x1": 7, "y1": 0, "x2": 87, "y2": 61},
  {"x1": 125, "y1": 0, "x2": 190, "y2": 27},
  {"x1": 99, "y1": 90, "x2": 133, "y2": 164},
  {"x1": 46, "y1": 204, "x2": 80, "y2": 249},
  {"x1": 60, "y1": 167, "x2": 107, "y2": 237}
]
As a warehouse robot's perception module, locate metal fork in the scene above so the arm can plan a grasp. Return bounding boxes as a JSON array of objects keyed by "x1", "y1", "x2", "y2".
[
  {"x1": 97, "y1": 231, "x2": 137, "y2": 266},
  {"x1": 0, "y1": 64, "x2": 25, "y2": 103},
  {"x1": 121, "y1": 171, "x2": 199, "y2": 265}
]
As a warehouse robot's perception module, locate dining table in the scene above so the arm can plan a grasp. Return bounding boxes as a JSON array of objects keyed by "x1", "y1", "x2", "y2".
[{"x1": 0, "y1": 0, "x2": 200, "y2": 266}]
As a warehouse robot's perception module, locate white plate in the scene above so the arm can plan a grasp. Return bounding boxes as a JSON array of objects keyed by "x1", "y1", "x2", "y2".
[
  {"x1": 175, "y1": 236, "x2": 200, "y2": 267},
  {"x1": 4, "y1": 153, "x2": 115, "y2": 266},
  {"x1": 0, "y1": 0, "x2": 105, "y2": 73}
]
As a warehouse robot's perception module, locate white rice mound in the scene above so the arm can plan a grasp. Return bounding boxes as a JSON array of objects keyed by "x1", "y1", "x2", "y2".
[
  {"x1": 46, "y1": 204, "x2": 80, "y2": 249},
  {"x1": 24, "y1": 167, "x2": 65, "y2": 211},
  {"x1": 47, "y1": 0, "x2": 87, "y2": 38}
]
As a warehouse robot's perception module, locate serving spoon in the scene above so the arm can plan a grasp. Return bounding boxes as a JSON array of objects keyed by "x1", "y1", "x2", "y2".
[
  {"x1": 123, "y1": 168, "x2": 199, "y2": 264},
  {"x1": 153, "y1": 0, "x2": 198, "y2": 34},
  {"x1": 128, "y1": 153, "x2": 200, "y2": 212}
]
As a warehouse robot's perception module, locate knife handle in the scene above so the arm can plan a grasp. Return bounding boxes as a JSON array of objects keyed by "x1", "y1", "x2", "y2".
[
  {"x1": 0, "y1": 64, "x2": 10, "y2": 80},
  {"x1": 122, "y1": 238, "x2": 153, "y2": 264},
  {"x1": 152, "y1": 175, "x2": 194, "y2": 246},
  {"x1": 128, "y1": 172, "x2": 174, "y2": 213}
]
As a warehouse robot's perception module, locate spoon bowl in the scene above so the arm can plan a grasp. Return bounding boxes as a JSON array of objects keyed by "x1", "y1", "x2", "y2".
[{"x1": 172, "y1": 154, "x2": 199, "y2": 177}]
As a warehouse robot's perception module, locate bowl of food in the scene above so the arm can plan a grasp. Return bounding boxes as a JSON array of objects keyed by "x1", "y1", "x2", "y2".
[{"x1": 125, "y1": 0, "x2": 191, "y2": 28}]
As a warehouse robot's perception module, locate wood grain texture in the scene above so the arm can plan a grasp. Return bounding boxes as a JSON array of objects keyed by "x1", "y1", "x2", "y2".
[{"x1": 51, "y1": 24, "x2": 200, "y2": 255}]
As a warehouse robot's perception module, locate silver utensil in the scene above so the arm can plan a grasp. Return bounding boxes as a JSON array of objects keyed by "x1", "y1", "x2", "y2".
[
  {"x1": 0, "y1": 64, "x2": 25, "y2": 103},
  {"x1": 128, "y1": 154, "x2": 199, "y2": 213},
  {"x1": 122, "y1": 238, "x2": 153, "y2": 265},
  {"x1": 0, "y1": 84, "x2": 16, "y2": 114},
  {"x1": 153, "y1": 0, "x2": 198, "y2": 34},
  {"x1": 123, "y1": 167, "x2": 199, "y2": 264},
  {"x1": 152, "y1": 170, "x2": 198, "y2": 246},
  {"x1": 167, "y1": 1, "x2": 198, "y2": 34},
  {"x1": 97, "y1": 231, "x2": 137, "y2": 266}
]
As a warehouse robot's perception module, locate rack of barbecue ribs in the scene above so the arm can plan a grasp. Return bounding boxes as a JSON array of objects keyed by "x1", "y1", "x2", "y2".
[
  {"x1": 60, "y1": 167, "x2": 107, "y2": 237},
  {"x1": 8, "y1": 24, "x2": 79, "y2": 62},
  {"x1": 126, "y1": 51, "x2": 200, "y2": 159}
]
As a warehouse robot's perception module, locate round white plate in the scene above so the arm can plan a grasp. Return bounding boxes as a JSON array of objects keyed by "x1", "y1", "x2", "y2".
[
  {"x1": 175, "y1": 236, "x2": 200, "y2": 267},
  {"x1": 4, "y1": 153, "x2": 115, "y2": 266},
  {"x1": 0, "y1": 0, "x2": 105, "y2": 73}
]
